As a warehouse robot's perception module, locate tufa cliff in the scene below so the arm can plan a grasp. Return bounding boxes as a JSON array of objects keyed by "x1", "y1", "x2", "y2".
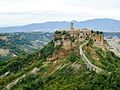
[{"x1": 53, "y1": 22, "x2": 106, "y2": 50}]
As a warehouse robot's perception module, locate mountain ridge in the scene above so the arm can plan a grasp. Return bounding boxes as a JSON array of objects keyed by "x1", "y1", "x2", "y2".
[{"x1": 0, "y1": 18, "x2": 120, "y2": 33}]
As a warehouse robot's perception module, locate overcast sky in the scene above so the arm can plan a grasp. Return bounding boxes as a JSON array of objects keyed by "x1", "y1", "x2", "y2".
[{"x1": 0, "y1": 0, "x2": 120, "y2": 27}]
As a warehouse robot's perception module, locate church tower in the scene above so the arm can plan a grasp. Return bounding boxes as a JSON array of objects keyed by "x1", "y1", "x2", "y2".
[{"x1": 70, "y1": 22, "x2": 74, "y2": 30}]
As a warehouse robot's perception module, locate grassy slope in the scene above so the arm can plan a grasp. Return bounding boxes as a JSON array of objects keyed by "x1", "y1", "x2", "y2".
[
  {"x1": 83, "y1": 42, "x2": 120, "y2": 72},
  {"x1": 0, "y1": 32, "x2": 52, "y2": 61},
  {"x1": 0, "y1": 40, "x2": 120, "y2": 90}
]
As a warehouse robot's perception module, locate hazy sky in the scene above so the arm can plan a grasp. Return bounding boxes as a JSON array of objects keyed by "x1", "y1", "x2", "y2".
[{"x1": 0, "y1": 0, "x2": 120, "y2": 27}]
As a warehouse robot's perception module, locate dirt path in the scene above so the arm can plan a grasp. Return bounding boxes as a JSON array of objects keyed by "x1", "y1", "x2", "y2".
[
  {"x1": 4, "y1": 67, "x2": 39, "y2": 90},
  {"x1": 0, "y1": 71, "x2": 10, "y2": 78}
]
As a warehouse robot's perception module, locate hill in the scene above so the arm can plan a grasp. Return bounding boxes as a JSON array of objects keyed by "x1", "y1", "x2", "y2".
[
  {"x1": 0, "y1": 32, "x2": 52, "y2": 61},
  {"x1": 0, "y1": 30, "x2": 120, "y2": 90},
  {"x1": 0, "y1": 18, "x2": 120, "y2": 33}
]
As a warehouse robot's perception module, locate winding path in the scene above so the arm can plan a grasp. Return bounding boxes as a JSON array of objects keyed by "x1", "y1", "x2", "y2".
[
  {"x1": 79, "y1": 41, "x2": 102, "y2": 73},
  {"x1": 0, "y1": 71, "x2": 10, "y2": 78},
  {"x1": 4, "y1": 67, "x2": 39, "y2": 90}
]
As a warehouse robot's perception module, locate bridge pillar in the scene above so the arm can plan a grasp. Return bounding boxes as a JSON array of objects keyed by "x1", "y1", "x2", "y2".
[
  {"x1": 86, "y1": 64, "x2": 89, "y2": 69},
  {"x1": 84, "y1": 60, "x2": 87, "y2": 64},
  {"x1": 93, "y1": 68, "x2": 95, "y2": 71},
  {"x1": 89, "y1": 66, "x2": 92, "y2": 71},
  {"x1": 96, "y1": 69, "x2": 99, "y2": 73}
]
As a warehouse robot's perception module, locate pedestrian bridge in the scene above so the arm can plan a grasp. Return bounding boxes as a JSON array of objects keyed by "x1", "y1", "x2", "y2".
[{"x1": 79, "y1": 41, "x2": 102, "y2": 73}]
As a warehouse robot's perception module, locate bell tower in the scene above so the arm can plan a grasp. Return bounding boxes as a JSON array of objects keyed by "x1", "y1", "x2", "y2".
[{"x1": 70, "y1": 22, "x2": 74, "y2": 30}]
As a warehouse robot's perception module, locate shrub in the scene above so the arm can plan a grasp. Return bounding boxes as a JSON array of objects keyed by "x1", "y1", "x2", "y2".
[
  {"x1": 55, "y1": 31, "x2": 61, "y2": 34},
  {"x1": 40, "y1": 41, "x2": 54, "y2": 59},
  {"x1": 67, "y1": 52, "x2": 79, "y2": 62},
  {"x1": 62, "y1": 30, "x2": 67, "y2": 35},
  {"x1": 54, "y1": 37, "x2": 62, "y2": 41}
]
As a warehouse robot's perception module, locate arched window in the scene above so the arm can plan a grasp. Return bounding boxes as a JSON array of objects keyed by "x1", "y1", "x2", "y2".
[{"x1": 100, "y1": 37, "x2": 102, "y2": 41}]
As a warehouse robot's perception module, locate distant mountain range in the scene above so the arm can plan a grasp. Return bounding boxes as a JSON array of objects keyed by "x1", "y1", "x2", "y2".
[{"x1": 0, "y1": 18, "x2": 120, "y2": 33}]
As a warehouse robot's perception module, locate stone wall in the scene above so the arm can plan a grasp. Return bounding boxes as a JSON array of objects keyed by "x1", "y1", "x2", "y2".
[
  {"x1": 62, "y1": 39, "x2": 71, "y2": 50},
  {"x1": 53, "y1": 28, "x2": 104, "y2": 50}
]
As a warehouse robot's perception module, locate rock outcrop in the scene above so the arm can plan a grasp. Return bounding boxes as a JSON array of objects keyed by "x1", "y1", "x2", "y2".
[{"x1": 53, "y1": 23, "x2": 105, "y2": 50}]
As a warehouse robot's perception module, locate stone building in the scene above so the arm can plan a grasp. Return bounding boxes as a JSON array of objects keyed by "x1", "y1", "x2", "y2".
[
  {"x1": 54, "y1": 22, "x2": 104, "y2": 50},
  {"x1": 62, "y1": 39, "x2": 72, "y2": 50}
]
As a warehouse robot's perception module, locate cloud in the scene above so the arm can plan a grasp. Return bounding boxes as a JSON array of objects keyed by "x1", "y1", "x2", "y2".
[
  {"x1": 61, "y1": 0, "x2": 120, "y2": 9},
  {"x1": 0, "y1": 0, "x2": 120, "y2": 26}
]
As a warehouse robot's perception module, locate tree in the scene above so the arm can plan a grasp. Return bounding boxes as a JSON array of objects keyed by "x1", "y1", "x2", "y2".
[
  {"x1": 55, "y1": 31, "x2": 61, "y2": 34},
  {"x1": 96, "y1": 31, "x2": 100, "y2": 35},
  {"x1": 40, "y1": 41, "x2": 54, "y2": 59},
  {"x1": 67, "y1": 52, "x2": 79, "y2": 62},
  {"x1": 91, "y1": 30, "x2": 94, "y2": 33},
  {"x1": 62, "y1": 30, "x2": 67, "y2": 35}
]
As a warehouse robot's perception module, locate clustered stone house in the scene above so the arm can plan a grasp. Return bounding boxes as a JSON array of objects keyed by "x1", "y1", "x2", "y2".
[{"x1": 53, "y1": 23, "x2": 104, "y2": 50}]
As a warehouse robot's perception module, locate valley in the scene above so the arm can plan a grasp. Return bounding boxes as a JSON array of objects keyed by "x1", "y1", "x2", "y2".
[
  {"x1": 0, "y1": 32, "x2": 52, "y2": 61},
  {"x1": 0, "y1": 25, "x2": 120, "y2": 90},
  {"x1": 105, "y1": 32, "x2": 120, "y2": 57},
  {"x1": 0, "y1": 0, "x2": 120, "y2": 89}
]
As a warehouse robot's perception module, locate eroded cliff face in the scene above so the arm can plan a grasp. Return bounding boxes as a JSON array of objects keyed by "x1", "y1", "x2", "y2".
[{"x1": 53, "y1": 28, "x2": 106, "y2": 50}]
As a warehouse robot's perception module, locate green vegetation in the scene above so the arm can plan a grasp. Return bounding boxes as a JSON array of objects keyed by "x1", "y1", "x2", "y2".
[
  {"x1": 67, "y1": 51, "x2": 80, "y2": 62},
  {"x1": 95, "y1": 31, "x2": 103, "y2": 35},
  {"x1": 54, "y1": 37, "x2": 62, "y2": 41},
  {"x1": 0, "y1": 53, "x2": 42, "y2": 85},
  {"x1": 62, "y1": 30, "x2": 67, "y2": 35},
  {"x1": 40, "y1": 41, "x2": 54, "y2": 59},
  {"x1": 0, "y1": 34, "x2": 120, "y2": 90},
  {"x1": 84, "y1": 40, "x2": 120, "y2": 72},
  {"x1": 0, "y1": 39, "x2": 63, "y2": 89},
  {"x1": 54, "y1": 30, "x2": 75, "y2": 42},
  {"x1": 96, "y1": 47, "x2": 120, "y2": 71},
  {"x1": 11, "y1": 60, "x2": 120, "y2": 90},
  {"x1": 54, "y1": 30, "x2": 67, "y2": 35},
  {"x1": 54, "y1": 31, "x2": 62, "y2": 34},
  {"x1": 69, "y1": 36, "x2": 75, "y2": 42},
  {"x1": 0, "y1": 32, "x2": 52, "y2": 61}
]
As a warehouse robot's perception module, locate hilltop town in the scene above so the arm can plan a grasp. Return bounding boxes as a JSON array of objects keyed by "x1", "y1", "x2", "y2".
[
  {"x1": 0, "y1": 23, "x2": 120, "y2": 90},
  {"x1": 54, "y1": 22, "x2": 107, "y2": 50}
]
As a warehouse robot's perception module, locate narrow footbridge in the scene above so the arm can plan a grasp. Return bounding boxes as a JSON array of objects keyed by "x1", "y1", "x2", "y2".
[{"x1": 79, "y1": 41, "x2": 102, "y2": 73}]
